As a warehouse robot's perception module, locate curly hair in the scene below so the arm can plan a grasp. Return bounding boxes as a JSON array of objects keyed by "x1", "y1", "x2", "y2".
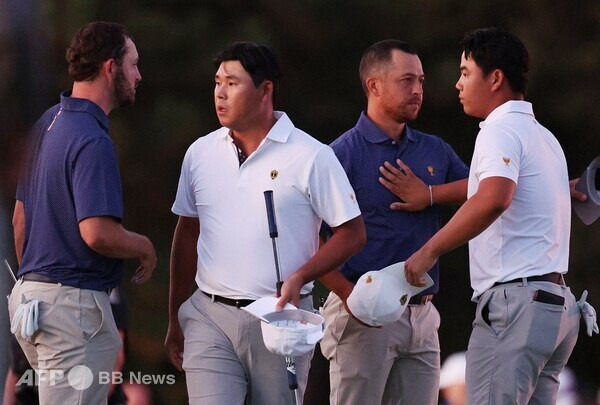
[{"x1": 65, "y1": 21, "x2": 131, "y2": 81}]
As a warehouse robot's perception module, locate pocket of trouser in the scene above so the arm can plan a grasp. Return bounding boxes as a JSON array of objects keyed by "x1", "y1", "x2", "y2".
[
  {"x1": 533, "y1": 289, "x2": 565, "y2": 306},
  {"x1": 84, "y1": 293, "x2": 106, "y2": 342},
  {"x1": 320, "y1": 295, "x2": 349, "y2": 359},
  {"x1": 476, "y1": 289, "x2": 507, "y2": 336}
]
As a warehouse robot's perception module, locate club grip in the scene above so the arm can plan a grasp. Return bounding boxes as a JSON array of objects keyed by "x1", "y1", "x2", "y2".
[
  {"x1": 276, "y1": 281, "x2": 284, "y2": 298},
  {"x1": 263, "y1": 190, "x2": 278, "y2": 238}
]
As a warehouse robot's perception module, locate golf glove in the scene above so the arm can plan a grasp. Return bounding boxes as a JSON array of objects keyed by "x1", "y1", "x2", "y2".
[
  {"x1": 577, "y1": 290, "x2": 599, "y2": 337},
  {"x1": 10, "y1": 295, "x2": 40, "y2": 339}
]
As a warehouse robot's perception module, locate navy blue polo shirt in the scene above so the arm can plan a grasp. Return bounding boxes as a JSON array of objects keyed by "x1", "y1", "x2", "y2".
[
  {"x1": 330, "y1": 112, "x2": 469, "y2": 296},
  {"x1": 16, "y1": 91, "x2": 124, "y2": 291}
]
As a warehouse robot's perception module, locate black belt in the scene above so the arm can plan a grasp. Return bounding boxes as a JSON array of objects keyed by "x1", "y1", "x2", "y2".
[
  {"x1": 202, "y1": 291, "x2": 312, "y2": 309},
  {"x1": 22, "y1": 272, "x2": 59, "y2": 284},
  {"x1": 493, "y1": 272, "x2": 565, "y2": 288},
  {"x1": 22, "y1": 272, "x2": 112, "y2": 294},
  {"x1": 409, "y1": 294, "x2": 433, "y2": 305}
]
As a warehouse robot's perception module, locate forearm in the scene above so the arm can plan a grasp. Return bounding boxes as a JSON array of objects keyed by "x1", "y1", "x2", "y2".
[
  {"x1": 168, "y1": 217, "x2": 199, "y2": 321},
  {"x1": 319, "y1": 270, "x2": 354, "y2": 301},
  {"x1": 12, "y1": 200, "x2": 24, "y2": 265},
  {"x1": 431, "y1": 178, "x2": 468, "y2": 206},
  {"x1": 79, "y1": 217, "x2": 153, "y2": 260},
  {"x1": 423, "y1": 178, "x2": 513, "y2": 258},
  {"x1": 293, "y1": 215, "x2": 366, "y2": 284}
]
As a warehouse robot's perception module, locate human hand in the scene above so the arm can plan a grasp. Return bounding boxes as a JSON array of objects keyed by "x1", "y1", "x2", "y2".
[
  {"x1": 570, "y1": 178, "x2": 587, "y2": 202},
  {"x1": 132, "y1": 237, "x2": 156, "y2": 284},
  {"x1": 405, "y1": 247, "x2": 437, "y2": 287},
  {"x1": 276, "y1": 272, "x2": 305, "y2": 311},
  {"x1": 165, "y1": 320, "x2": 185, "y2": 371},
  {"x1": 379, "y1": 159, "x2": 430, "y2": 211}
]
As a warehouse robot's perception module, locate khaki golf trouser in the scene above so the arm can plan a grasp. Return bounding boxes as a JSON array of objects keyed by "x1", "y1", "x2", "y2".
[
  {"x1": 321, "y1": 292, "x2": 441, "y2": 405},
  {"x1": 179, "y1": 289, "x2": 313, "y2": 405},
  {"x1": 8, "y1": 279, "x2": 122, "y2": 405}
]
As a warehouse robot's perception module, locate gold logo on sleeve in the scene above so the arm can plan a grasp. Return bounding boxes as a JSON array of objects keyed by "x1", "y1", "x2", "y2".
[
  {"x1": 427, "y1": 166, "x2": 434, "y2": 176},
  {"x1": 400, "y1": 294, "x2": 408, "y2": 306},
  {"x1": 270, "y1": 170, "x2": 278, "y2": 179},
  {"x1": 366, "y1": 276, "x2": 373, "y2": 284},
  {"x1": 503, "y1": 157, "x2": 510, "y2": 166}
]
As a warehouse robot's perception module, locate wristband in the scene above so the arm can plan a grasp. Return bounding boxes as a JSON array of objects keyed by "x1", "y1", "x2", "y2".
[{"x1": 428, "y1": 185, "x2": 433, "y2": 206}]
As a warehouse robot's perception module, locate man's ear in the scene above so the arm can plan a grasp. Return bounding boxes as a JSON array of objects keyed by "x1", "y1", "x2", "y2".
[
  {"x1": 102, "y1": 59, "x2": 116, "y2": 80},
  {"x1": 490, "y1": 69, "x2": 504, "y2": 91},
  {"x1": 366, "y1": 77, "x2": 380, "y2": 97},
  {"x1": 262, "y1": 80, "x2": 274, "y2": 101}
]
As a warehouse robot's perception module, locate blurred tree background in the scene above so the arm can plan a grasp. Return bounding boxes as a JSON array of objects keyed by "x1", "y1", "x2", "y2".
[{"x1": 1, "y1": 0, "x2": 599, "y2": 403}]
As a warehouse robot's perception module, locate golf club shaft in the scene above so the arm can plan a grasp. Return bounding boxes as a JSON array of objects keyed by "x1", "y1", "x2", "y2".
[
  {"x1": 271, "y1": 239, "x2": 284, "y2": 296},
  {"x1": 4, "y1": 259, "x2": 17, "y2": 283},
  {"x1": 263, "y1": 190, "x2": 299, "y2": 397}
]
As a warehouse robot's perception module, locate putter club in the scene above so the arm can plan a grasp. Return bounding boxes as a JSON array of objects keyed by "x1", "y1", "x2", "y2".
[
  {"x1": 263, "y1": 190, "x2": 300, "y2": 405},
  {"x1": 4, "y1": 259, "x2": 17, "y2": 284}
]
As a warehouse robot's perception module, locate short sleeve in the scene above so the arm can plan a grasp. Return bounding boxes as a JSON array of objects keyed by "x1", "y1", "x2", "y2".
[
  {"x1": 72, "y1": 138, "x2": 123, "y2": 221},
  {"x1": 306, "y1": 146, "x2": 361, "y2": 227},
  {"x1": 172, "y1": 147, "x2": 199, "y2": 217},
  {"x1": 473, "y1": 126, "x2": 521, "y2": 184}
]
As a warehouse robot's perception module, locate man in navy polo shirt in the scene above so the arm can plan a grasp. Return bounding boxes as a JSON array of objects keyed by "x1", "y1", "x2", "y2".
[
  {"x1": 8, "y1": 22, "x2": 156, "y2": 404},
  {"x1": 319, "y1": 40, "x2": 469, "y2": 405}
]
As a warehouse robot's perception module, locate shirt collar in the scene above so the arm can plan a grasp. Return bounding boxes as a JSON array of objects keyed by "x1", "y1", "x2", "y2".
[
  {"x1": 356, "y1": 111, "x2": 416, "y2": 143},
  {"x1": 266, "y1": 111, "x2": 293, "y2": 142},
  {"x1": 479, "y1": 100, "x2": 534, "y2": 129},
  {"x1": 60, "y1": 90, "x2": 110, "y2": 131},
  {"x1": 222, "y1": 111, "x2": 294, "y2": 143}
]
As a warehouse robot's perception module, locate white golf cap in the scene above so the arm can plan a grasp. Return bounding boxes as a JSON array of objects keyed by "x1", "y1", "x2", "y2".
[
  {"x1": 573, "y1": 156, "x2": 600, "y2": 225},
  {"x1": 346, "y1": 261, "x2": 434, "y2": 327},
  {"x1": 242, "y1": 297, "x2": 324, "y2": 357},
  {"x1": 439, "y1": 351, "x2": 466, "y2": 389}
]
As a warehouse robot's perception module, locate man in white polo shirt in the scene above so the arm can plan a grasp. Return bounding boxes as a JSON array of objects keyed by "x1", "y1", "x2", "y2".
[
  {"x1": 164, "y1": 42, "x2": 366, "y2": 405},
  {"x1": 404, "y1": 28, "x2": 580, "y2": 404}
]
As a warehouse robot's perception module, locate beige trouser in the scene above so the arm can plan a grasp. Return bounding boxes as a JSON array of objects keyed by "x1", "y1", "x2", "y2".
[
  {"x1": 8, "y1": 279, "x2": 122, "y2": 405},
  {"x1": 467, "y1": 280, "x2": 580, "y2": 404},
  {"x1": 178, "y1": 289, "x2": 314, "y2": 405},
  {"x1": 320, "y1": 292, "x2": 441, "y2": 405}
]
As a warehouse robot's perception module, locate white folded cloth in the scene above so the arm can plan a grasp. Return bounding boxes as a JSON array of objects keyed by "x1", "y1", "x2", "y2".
[
  {"x1": 577, "y1": 290, "x2": 599, "y2": 337},
  {"x1": 10, "y1": 294, "x2": 40, "y2": 339}
]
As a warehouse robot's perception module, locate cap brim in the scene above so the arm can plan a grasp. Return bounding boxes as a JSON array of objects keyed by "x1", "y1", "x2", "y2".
[
  {"x1": 241, "y1": 297, "x2": 297, "y2": 323},
  {"x1": 573, "y1": 156, "x2": 600, "y2": 225},
  {"x1": 378, "y1": 261, "x2": 434, "y2": 295}
]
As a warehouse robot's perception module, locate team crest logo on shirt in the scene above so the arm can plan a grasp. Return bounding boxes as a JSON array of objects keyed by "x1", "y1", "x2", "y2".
[
  {"x1": 427, "y1": 166, "x2": 435, "y2": 176},
  {"x1": 400, "y1": 294, "x2": 408, "y2": 306},
  {"x1": 366, "y1": 276, "x2": 373, "y2": 284},
  {"x1": 270, "y1": 170, "x2": 279, "y2": 180},
  {"x1": 503, "y1": 157, "x2": 510, "y2": 166}
]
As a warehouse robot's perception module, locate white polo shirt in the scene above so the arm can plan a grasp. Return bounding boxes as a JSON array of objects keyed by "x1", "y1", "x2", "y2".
[
  {"x1": 172, "y1": 111, "x2": 361, "y2": 299},
  {"x1": 467, "y1": 101, "x2": 570, "y2": 299}
]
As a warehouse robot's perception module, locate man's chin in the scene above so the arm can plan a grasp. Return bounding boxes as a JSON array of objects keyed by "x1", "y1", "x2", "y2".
[{"x1": 118, "y1": 96, "x2": 134, "y2": 108}]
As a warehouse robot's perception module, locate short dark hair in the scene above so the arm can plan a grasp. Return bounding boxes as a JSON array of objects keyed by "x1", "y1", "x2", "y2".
[
  {"x1": 461, "y1": 28, "x2": 529, "y2": 94},
  {"x1": 359, "y1": 40, "x2": 418, "y2": 96},
  {"x1": 66, "y1": 21, "x2": 131, "y2": 82},
  {"x1": 214, "y1": 42, "x2": 282, "y2": 106}
]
